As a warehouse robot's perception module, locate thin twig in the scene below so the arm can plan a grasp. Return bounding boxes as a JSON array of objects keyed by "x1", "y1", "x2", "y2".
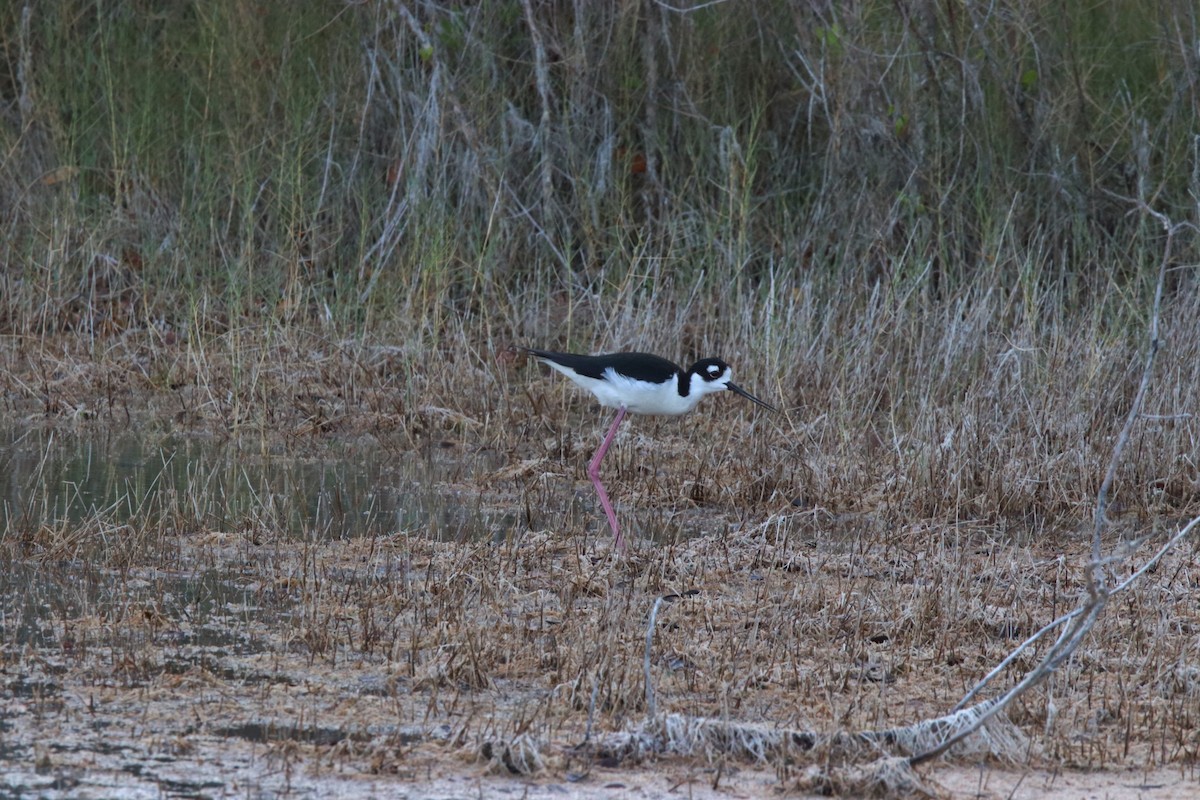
[
  {"x1": 1089, "y1": 217, "x2": 1176, "y2": 595},
  {"x1": 956, "y1": 514, "x2": 1200, "y2": 712},
  {"x1": 652, "y1": 0, "x2": 732, "y2": 12},
  {"x1": 520, "y1": 0, "x2": 555, "y2": 212},
  {"x1": 645, "y1": 595, "x2": 667, "y2": 720}
]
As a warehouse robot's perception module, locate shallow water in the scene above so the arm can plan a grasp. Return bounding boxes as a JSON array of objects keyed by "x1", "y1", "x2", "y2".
[
  {"x1": 0, "y1": 426, "x2": 507, "y2": 540},
  {"x1": 0, "y1": 427, "x2": 537, "y2": 799}
]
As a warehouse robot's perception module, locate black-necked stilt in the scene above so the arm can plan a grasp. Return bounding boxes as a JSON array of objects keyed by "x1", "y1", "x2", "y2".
[{"x1": 522, "y1": 347, "x2": 776, "y2": 551}]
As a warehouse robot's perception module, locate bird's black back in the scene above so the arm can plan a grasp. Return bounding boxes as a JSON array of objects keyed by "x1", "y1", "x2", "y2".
[{"x1": 523, "y1": 349, "x2": 682, "y2": 383}]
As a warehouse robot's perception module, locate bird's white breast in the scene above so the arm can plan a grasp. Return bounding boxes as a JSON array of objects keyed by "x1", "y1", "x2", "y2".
[
  {"x1": 595, "y1": 368, "x2": 701, "y2": 415},
  {"x1": 543, "y1": 361, "x2": 702, "y2": 416}
]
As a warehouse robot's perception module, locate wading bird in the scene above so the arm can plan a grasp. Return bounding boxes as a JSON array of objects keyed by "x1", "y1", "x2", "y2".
[{"x1": 522, "y1": 347, "x2": 776, "y2": 550}]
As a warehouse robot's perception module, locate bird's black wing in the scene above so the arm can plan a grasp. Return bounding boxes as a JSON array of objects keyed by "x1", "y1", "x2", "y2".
[{"x1": 523, "y1": 348, "x2": 681, "y2": 383}]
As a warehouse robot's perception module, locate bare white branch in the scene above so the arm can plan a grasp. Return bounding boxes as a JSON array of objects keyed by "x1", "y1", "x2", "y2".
[{"x1": 910, "y1": 208, "x2": 1183, "y2": 766}]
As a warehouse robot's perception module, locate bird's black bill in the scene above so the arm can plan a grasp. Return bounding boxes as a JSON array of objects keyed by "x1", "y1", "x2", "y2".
[{"x1": 727, "y1": 383, "x2": 777, "y2": 412}]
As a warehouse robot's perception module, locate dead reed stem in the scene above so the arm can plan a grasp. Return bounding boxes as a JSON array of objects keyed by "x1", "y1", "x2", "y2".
[{"x1": 909, "y1": 210, "x2": 1191, "y2": 767}]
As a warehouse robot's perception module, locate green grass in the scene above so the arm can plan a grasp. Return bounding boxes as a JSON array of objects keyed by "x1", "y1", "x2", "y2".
[{"x1": 1, "y1": 1, "x2": 1194, "y2": 332}]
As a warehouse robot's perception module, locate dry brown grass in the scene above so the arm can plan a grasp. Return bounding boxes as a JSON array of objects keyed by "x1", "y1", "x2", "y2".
[
  {"x1": 4, "y1": 3, "x2": 1200, "y2": 793},
  {"x1": 4, "y1": 265, "x2": 1199, "y2": 528},
  {"x1": 3, "y1": 241, "x2": 1200, "y2": 794},
  {"x1": 3, "y1": 493, "x2": 1199, "y2": 795}
]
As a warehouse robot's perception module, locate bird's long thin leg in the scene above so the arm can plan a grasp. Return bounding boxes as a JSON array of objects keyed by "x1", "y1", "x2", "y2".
[{"x1": 587, "y1": 406, "x2": 627, "y2": 551}]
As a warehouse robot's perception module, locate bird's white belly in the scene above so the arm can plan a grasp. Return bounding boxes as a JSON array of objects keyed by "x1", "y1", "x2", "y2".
[{"x1": 588, "y1": 369, "x2": 696, "y2": 415}]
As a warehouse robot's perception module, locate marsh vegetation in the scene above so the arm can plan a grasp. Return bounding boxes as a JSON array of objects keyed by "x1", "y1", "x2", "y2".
[{"x1": 2, "y1": 1, "x2": 1199, "y2": 796}]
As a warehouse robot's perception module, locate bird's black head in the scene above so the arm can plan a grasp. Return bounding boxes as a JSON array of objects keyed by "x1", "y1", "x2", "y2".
[
  {"x1": 690, "y1": 357, "x2": 731, "y2": 384},
  {"x1": 687, "y1": 357, "x2": 776, "y2": 411}
]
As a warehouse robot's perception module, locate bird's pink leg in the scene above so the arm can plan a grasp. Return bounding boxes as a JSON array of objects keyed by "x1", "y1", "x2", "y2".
[{"x1": 588, "y1": 406, "x2": 627, "y2": 551}]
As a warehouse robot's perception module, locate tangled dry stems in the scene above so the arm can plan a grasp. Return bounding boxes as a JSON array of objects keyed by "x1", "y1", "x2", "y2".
[{"x1": 5, "y1": 262, "x2": 1200, "y2": 794}]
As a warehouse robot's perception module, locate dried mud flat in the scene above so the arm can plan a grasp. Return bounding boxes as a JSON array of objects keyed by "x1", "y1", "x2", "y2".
[{"x1": 4, "y1": 509, "x2": 1200, "y2": 799}]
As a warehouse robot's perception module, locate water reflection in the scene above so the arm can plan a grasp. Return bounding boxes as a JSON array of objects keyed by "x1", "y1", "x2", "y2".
[{"x1": 0, "y1": 427, "x2": 503, "y2": 540}]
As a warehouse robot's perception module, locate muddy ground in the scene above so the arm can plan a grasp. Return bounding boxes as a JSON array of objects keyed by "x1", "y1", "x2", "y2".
[
  {"x1": 2, "y1": 344, "x2": 1200, "y2": 798},
  {"x1": 5, "y1": 505, "x2": 1200, "y2": 798}
]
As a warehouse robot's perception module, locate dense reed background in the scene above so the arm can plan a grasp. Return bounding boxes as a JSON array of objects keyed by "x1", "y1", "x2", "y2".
[{"x1": 1, "y1": 0, "x2": 1198, "y2": 523}]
